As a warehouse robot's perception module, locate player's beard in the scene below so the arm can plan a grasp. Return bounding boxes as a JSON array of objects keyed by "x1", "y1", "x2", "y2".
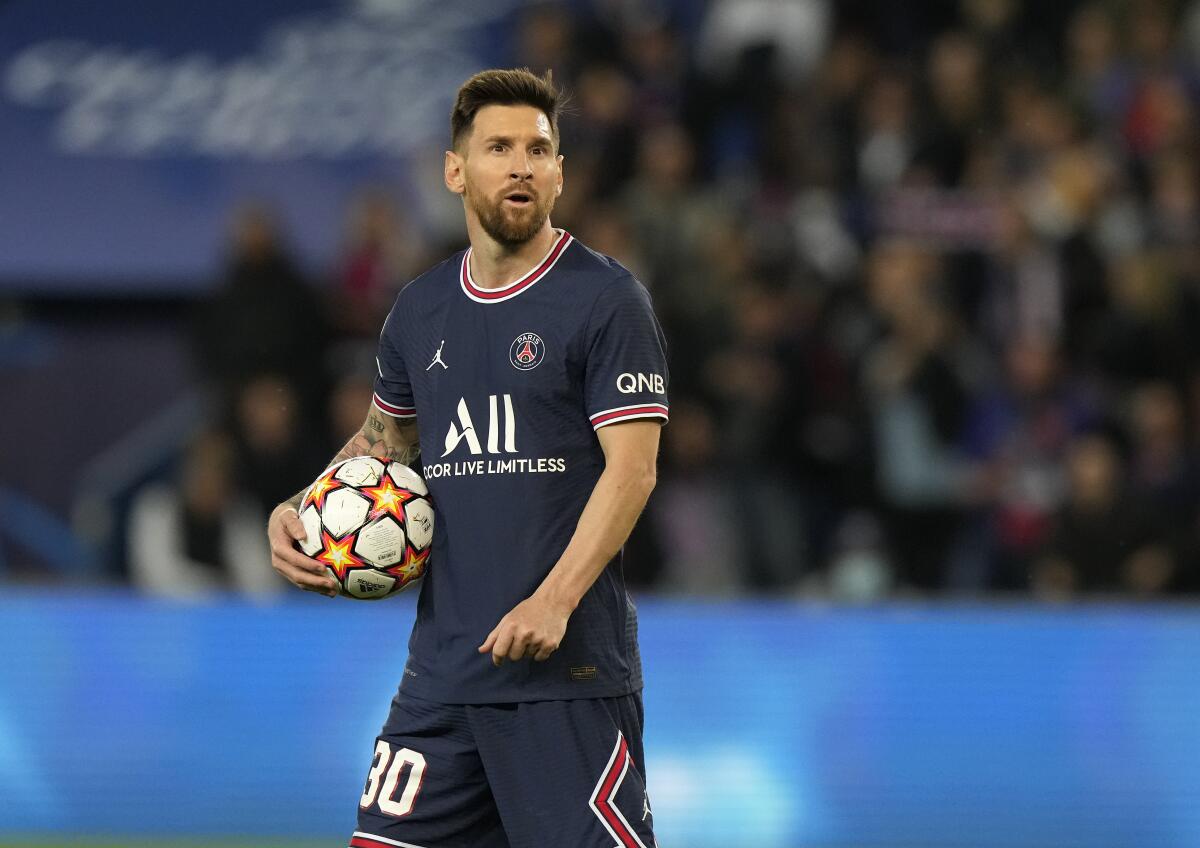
[{"x1": 464, "y1": 177, "x2": 556, "y2": 249}]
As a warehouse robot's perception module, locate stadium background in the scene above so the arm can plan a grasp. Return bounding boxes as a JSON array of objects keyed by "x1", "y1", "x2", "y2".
[{"x1": 4, "y1": 0, "x2": 1200, "y2": 845}]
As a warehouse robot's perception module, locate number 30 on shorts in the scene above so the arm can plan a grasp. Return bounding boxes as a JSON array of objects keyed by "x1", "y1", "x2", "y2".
[{"x1": 359, "y1": 741, "x2": 427, "y2": 817}]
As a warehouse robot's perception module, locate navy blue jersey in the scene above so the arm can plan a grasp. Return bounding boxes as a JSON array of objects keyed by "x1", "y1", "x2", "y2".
[{"x1": 372, "y1": 231, "x2": 668, "y2": 703}]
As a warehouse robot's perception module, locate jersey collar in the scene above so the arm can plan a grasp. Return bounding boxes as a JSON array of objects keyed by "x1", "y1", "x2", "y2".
[{"x1": 460, "y1": 230, "x2": 573, "y2": 304}]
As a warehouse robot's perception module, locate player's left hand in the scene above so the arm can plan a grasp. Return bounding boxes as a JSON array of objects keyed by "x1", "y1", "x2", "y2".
[{"x1": 478, "y1": 592, "x2": 572, "y2": 666}]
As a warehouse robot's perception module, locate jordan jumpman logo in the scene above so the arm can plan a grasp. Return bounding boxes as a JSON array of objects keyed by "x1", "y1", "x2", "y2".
[{"x1": 427, "y1": 340, "x2": 448, "y2": 370}]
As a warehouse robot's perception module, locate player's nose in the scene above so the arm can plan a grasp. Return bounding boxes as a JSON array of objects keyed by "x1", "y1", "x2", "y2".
[{"x1": 510, "y1": 156, "x2": 533, "y2": 180}]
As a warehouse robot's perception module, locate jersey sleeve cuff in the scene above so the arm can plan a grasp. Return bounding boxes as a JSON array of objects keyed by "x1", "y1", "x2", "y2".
[
  {"x1": 589, "y1": 403, "x2": 669, "y2": 430},
  {"x1": 373, "y1": 393, "x2": 417, "y2": 418}
]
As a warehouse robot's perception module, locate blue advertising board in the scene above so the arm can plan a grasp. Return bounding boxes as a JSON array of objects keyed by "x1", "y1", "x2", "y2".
[
  {"x1": 0, "y1": 0, "x2": 517, "y2": 291},
  {"x1": 2, "y1": 594, "x2": 1200, "y2": 847}
]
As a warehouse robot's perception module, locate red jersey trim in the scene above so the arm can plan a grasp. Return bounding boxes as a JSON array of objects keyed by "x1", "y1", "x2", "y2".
[
  {"x1": 460, "y1": 230, "x2": 573, "y2": 304},
  {"x1": 372, "y1": 393, "x2": 416, "y2": 418},
  {"x1": 589, "y1": 403, "x2": 669, "y2": 430},
  {"x1": 349, "y1": 831, "x2": 429, "y2": 848}
]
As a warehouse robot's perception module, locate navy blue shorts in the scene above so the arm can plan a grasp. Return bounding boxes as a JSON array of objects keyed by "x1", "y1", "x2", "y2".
[{"x1": 350, "y1": 689, "x2": 658, "y2": 848}]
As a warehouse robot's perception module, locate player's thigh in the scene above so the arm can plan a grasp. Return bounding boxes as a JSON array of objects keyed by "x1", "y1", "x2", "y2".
[
  {"x1": 352, "y1": 691, "x2": 509, "y2": 848},
  {"x1": 468, "y1": 694, "x2": 656, "y2": 848}
]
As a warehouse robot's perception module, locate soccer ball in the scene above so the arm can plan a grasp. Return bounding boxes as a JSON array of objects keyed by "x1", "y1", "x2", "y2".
[{"x1": 296, "y1": 456, "x2": 434, "y2": 600}]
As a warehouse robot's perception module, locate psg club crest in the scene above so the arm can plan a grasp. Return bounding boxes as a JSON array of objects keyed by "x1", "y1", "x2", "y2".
[{"x1": 509, "y1": 332, "x2": 545, "y2": 371}]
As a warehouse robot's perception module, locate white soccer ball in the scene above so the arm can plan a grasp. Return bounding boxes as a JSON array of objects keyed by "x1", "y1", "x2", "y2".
[{"x1": 296, "y1": 457, "x2": 433, "y2": 600}]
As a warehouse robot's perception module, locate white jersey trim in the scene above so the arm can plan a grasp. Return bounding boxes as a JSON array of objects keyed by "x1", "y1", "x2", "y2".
[
  {"x1": 373, "y1": 393, "x2": 417, "y2": 418},
  {"x1": 350, "y1": 831, "x2": 430, "y2": 848},
  {"x1": 590, "y1": 403, "x2": 669, "y2": 431},
  {"x1": 460, "y1": 230, "x2": 573, "y2": 304}
]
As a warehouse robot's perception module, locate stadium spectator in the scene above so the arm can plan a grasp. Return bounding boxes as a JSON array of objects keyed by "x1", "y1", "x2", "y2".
[
  {"x1": 229, "y1": 375, "x2": 328, "y2": 519},
  {"x1": 702, "y1": 282, "x2": 807, "y2": 589},
  {"x1": 860, "y1": 240, "x2": 974, "y2": 589},
  {"x1": 193, "y1": 203, "x2": 328, "y2": 416},
  {"x1": 128, "y1": 431, "x2": 280, "y2": 598},
  {"x1": 1128, "y1": 381, "x2": 1200, "y2": 586},
  {"x1": 331, "y1": 191, "x2": 425, "y2": 339},
  {"x1": 1065, "y1": 4, "x2": 1134, "y2": 125},
  {"x1": 325, "y1": 362, "x2": 375, "y2": 455},
  {"x1": 915, "y1": 32, "x2": 990, "y2": 188},
  {"x1": 563, "y1": 64, "x2": 639, "y2": 200},
  {"x1": 1033, "y1": 432, "x2": 1176, "y2": 598},
  {"x1": 825, "y1": 510, "x2": 892, "y2": 601},
  {"x1": 960, "y1": 334, "x2": 1097, "y2": 589},
  {"x1": 649, "y1": 399, "x2": 741, "y2": 595},
  {"x1": 620, "y1": 121, "x2": 733, "y2": 389}
]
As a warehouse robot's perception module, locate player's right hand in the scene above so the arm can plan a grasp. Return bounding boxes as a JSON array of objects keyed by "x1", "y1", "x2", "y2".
[{"x1": 268, "y1": 502, "x2": 339, "y2": 597}]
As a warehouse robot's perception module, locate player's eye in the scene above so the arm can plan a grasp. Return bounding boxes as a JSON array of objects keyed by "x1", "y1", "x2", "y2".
[
  {"x1": 530, "y1": 147, "x2": 546, "y2": 156},
  {"x1": 490, "y1": 143, "x2": 506, "y2": 153}
]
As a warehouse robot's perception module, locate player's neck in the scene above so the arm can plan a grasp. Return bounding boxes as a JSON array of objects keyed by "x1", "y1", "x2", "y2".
[{"x1": 467, "y1": 222, "x2": 558, "y2": 289}]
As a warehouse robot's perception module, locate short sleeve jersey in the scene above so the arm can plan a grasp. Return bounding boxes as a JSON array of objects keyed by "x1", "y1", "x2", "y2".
[{"x1": 373, "y1": 231, "x2": 669, "y2": 704}]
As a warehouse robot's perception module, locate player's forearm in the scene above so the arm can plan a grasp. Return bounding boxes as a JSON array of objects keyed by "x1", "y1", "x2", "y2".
[
  {"x1": 534, "y1": 463, "x2": 656, "y2": 612},
  {"x1": 277, "y1": 408, "x2": 419, "y2": 512},
  {"x1": 336, "y1": 408, "x2": 420, "y2": 465}
]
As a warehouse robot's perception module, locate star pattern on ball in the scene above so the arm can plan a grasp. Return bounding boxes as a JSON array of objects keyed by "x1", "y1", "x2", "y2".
[
  {"x1": 317, "y1": 530, "x2": 364, "y2": 581},
  {"x1": 362, "y1": 477, "x2": 416, "y2": 520},
  {"x1": 303, "y1": 467, "x2": 343, "y2": 512},
  {"x1": 390, "y1": 546, "x2": 430, "y2": 583}
]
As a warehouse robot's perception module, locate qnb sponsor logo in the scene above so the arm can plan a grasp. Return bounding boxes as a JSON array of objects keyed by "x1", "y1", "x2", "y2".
[
  {"x1": 442, "y1": 395, "x2": 517, "y2": 458},
  {"x1": 616, "y1": 372, "x2": 665, "y2": 394}
]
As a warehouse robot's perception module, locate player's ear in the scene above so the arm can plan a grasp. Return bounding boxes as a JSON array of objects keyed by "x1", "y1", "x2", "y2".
[
  {"x1": 555, "y1": 153, "x2": 564, "y2": 196},
  {"x1": 445, "y1": 150, "x2": 465, "y2": 196}
]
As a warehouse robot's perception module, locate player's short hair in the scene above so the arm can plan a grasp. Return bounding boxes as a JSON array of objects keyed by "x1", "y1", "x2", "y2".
[{"x1": 450, "y1": 68, "x2": 563, "y2": 153}]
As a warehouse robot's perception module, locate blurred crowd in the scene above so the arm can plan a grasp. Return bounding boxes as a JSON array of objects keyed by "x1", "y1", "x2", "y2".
[{"x1": 140, "y1": 0, "x2": 1200, "y2": 601}]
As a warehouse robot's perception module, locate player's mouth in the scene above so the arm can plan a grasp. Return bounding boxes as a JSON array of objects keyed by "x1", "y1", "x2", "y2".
[{"x1": 503, "y1": 190, "x2": 534, "y2": 208}]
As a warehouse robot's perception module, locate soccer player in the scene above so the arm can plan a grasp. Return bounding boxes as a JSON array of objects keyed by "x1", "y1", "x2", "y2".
[{"x1": 267, "y1": 68, "x2": 667, "y2": 848}]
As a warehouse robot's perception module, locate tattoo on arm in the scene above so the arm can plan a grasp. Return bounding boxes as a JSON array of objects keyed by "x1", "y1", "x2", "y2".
[
  {"x1": 332, "y1": 410, "x2": 420, "y2": 466},
  {"x1": 278, "y1": 409, "x2": 420, "y2": 514}
]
